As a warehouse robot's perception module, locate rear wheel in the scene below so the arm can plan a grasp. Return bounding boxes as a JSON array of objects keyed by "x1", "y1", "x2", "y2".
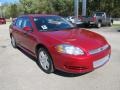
[
  {"x1": 96, "y1": 22, "x2": 101, "y2": 28},
  {"x1": 108, "y1": 21, "x2": 113, "y2": 27},
  {"x1": 37, "y1": 47, "x2": 54, "y2": 74},
  {"x1": 11, "y1": 36, "x2": 17, "y2": 48}
]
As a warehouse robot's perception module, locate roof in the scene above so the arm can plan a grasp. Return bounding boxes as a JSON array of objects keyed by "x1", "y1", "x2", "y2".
[{"x1": 20, "y1": 14, "x2": 58, "y2": 17}]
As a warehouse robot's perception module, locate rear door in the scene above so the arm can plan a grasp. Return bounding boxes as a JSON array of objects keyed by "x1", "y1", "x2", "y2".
[{"x1": 11, "y1": 17, "x2": 24, "y2": 45}]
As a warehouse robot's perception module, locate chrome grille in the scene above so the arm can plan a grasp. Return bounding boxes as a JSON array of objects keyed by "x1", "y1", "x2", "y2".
[{"x1": 89, "y1": 44, "x2": 109, "y2": 55}]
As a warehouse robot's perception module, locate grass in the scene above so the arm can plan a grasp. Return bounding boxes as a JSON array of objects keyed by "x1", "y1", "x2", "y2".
[
  {"x1": 6, "y1": 22, "x2": 12, "y2": 25},
  {"x1": 113, "y1": 24, "x2": 120, "y2": 28}
]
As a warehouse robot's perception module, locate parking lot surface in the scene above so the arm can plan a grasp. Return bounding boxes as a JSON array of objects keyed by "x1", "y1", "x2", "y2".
[{"x1": 0, "y1": 23, "x2": 120, "y2": 90}]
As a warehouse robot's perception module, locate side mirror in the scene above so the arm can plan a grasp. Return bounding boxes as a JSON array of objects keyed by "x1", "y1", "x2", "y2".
[{"x1": 23, "y1": 26, "x2": 32, "y2": 32}]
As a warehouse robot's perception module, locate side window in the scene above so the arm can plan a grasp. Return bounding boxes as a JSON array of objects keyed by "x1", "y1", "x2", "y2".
[
  {"x1": 15, "y1": 18, "x2": 23, "y2": 29},
  {"x1": 22, "y1": 17, "x2": 32, "y2": 29}
]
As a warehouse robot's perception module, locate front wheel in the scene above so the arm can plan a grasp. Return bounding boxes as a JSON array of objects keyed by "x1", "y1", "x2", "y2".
[{"x1": 37, "y1": 48, "x2": 54, "y2": 74}]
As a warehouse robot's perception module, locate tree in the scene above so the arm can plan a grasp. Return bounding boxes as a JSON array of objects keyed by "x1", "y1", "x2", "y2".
[
  {"x1": 2, "y1": 0, "x2": 120, "y2": 18},
  {"x1": 2, "y1": 3, "x2": 19, "y2": 18},
  {"x1": 86, "y1": 0, "x2": 120, "y2": 17},
  {"x1": 19, "y1": 0, "x2": 73, "y2": 16},
  {"x1": 10, "y1": 4, "x2": 18, "y2": 18},
  {"x1": 19, "y1": 0, "x2": 55, "y2": 14}
]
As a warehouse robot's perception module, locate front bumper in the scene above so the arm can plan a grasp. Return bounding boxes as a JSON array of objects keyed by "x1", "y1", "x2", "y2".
[
  {"x1": 52, "y1": 47, "x2": 111, "y2": 74},
  {"x1": 83, "y1": 21, "x2": 96, "y2": 25}
]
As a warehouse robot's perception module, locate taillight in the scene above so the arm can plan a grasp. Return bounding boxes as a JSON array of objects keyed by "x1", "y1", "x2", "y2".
[
  {"x1": 80, "y1": 17, "x2": 83, "y2": 21},
  {"x1": 92, "y1": 16, "x2": 96, "y2": 21}
]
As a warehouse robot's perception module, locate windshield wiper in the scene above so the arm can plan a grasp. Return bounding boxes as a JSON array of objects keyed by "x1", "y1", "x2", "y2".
[{"x1": 65, "y1": 27, "x2": 77, "y2": 30}]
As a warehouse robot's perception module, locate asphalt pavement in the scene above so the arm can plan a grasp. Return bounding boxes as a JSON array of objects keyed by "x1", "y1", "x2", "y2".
[{"x1": 0, "y1": 23, "x2": 120, "y2": 90}]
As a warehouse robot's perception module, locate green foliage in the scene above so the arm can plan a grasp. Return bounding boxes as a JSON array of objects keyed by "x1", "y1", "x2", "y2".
[
  {"x1": 19, "y1": 0, "x2": 55, "y2": 14},
  {"x1": 1, "y1": 0, "x2": 120, "y2": 18},
  {"x1": 86, "y1": 0, "x2": 120, "y2": 17},
  {"x1": 51, "y1": 0, "x2": 74, "y2": 16},
  {"x1": 19, "y1": 0, "x2": 74, "y2": 16},
  {"x1": 2, "y1": 3, "x2": 21, "y2": 18},
  {"x1": 10, "y1": 4, "x2": 18, "y2": 18}
]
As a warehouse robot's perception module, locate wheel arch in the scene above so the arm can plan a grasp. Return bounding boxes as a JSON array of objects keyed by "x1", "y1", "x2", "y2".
[
  {"x1": 10, "y1": 33, "x2": 12, "y2": 38},
  {"x1": 35, "y1": 44, "x2": 46, "y2": 53},
  {"x1": 98, "y1": 19, "x2": 102, "y2": 23},
  {"x1": 35, "y1": 44, "x2": 52, "y2": 58},
  {"x1": 35, "y1": 43, "x2": 55, "y2": 70},
  {"x1": 111, "y1": 19, "x2": 113, "y2": 23}
]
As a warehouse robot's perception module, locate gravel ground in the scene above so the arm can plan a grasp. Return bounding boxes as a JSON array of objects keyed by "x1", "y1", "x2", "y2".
[{"x1": 0, "y1": 23, "x2": 120, "y2": 90}]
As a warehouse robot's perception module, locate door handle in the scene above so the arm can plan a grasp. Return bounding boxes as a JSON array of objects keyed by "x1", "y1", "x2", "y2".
[{"x1": 23, "y1": 32, "x2": 28, "y2": 36}]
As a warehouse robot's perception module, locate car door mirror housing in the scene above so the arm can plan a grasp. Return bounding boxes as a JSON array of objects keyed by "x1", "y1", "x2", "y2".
[{"x1": 23, "y1": 26, "x2": 32, "y2": 32}]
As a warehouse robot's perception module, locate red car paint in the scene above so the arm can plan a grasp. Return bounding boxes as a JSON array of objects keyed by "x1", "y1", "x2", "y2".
[
  {"x1": 0, "y1": 18, "x2": 6, "y2": 24},
  {"x1": 9, "y1": 15, "x2": 111, "y2": 74}
]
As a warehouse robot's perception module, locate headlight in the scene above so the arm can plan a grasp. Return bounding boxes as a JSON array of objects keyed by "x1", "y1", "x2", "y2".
[{"x1": 56, "y1": 44, "x2": 84, "y2": 55}]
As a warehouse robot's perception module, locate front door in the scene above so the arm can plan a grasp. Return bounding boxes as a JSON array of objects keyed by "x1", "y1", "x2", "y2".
[{"x1": 20, "y1": 17, "x2": 37, "y2": 54}]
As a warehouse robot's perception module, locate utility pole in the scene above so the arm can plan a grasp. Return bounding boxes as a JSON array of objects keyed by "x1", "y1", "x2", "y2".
[
  {"x1": 82, "y1": 0, "x2": 87, "y2": 16},
  {"x1": 74, "y1": 0, "x2": 79, "y2": 22},
  {"x1": 0, "y1": 2, "x2": 2, "y2": 18},
  {"x1": 0, "y1": 2, "x2": 2, "y2": 17},
  {"x1": 74, "y1": 0, "x2": 87, "y2": 18}
]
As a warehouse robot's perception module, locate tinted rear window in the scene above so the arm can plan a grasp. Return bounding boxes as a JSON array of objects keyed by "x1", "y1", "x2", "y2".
[{"x1": 95, "y1": 13, "x2": 104, "y2": 16}]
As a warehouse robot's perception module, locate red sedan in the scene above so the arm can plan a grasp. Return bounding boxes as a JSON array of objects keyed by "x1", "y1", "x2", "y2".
[
  {"x1": 0, "y1": 18, "x2": 6, "y2": 24},
  {"x1": 9, "y1": 15, "x2": 111, "y2": 74}
]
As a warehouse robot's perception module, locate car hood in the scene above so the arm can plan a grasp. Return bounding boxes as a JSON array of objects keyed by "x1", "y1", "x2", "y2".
[{"x1": 42, "y1": 28, "x2": 108, "y2": 51}]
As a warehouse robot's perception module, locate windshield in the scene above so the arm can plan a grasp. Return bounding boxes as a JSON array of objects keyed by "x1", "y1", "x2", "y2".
[
  {"x1": 33, "y1": 16, "x2": 75, "y2": 31},
  {"x1": 95, "y1": 12, "x2": 104, "y2": 16}
]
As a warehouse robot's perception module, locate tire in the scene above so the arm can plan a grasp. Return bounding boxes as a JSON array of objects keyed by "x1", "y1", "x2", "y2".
[
  {"x1": 11, "y1": 35, "x2": 17, "y2": 48},
  {"x1": 37, "y1": 47, "x2": 54, "y2": 74},
  {"x1": 84, "y1": 24, "x2": 89, "y2": 27},
  {"x1": 108, "y1": 22, "x2": 113, "y2": 27},
  {"x1": 96, "y1": 22, "x2": 101, "y2": 28}
]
